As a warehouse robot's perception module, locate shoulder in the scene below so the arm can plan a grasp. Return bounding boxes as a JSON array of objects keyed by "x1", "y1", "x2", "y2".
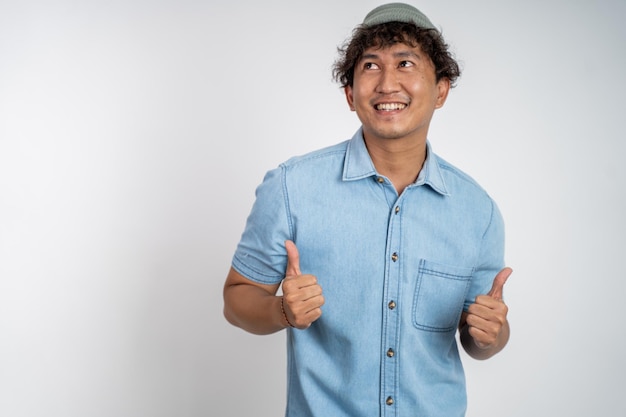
[
  {"x1": 254, "y1": 140, "x2": 350, "y2": 194},
  {"x1": 433, "y1": 153, "x2": 493, "y2": 200},
  {"x1": 432, "y1": 153, "x2": 505, "y2": 240},
  {"x1": 280, "y1": 140, "x2": 349, "y2": 170},
  {"x1": 430, "y1": 152, "x2": 502, "y2": 224}
]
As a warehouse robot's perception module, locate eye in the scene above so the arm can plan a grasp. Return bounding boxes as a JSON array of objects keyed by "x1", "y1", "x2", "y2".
[
  {"x1": 399, "y1": 60, "x2": 414, "y2": 68},
  {"x1": 364, "y1": 62, "x2": 380, "y2": 70}
]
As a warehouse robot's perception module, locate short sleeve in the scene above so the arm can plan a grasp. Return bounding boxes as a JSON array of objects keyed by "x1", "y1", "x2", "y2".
[
  {"x1": 231, "y1": 165, "x2": 292, "y2": 285},
  {"x1": 464, "y1": 198, "x2": 506, "y2": 311}
]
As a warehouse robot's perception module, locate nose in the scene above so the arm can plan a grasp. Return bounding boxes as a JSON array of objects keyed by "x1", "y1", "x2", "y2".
[{"x1": 376, "y1": 67, "x2": 400, "y2": 94}]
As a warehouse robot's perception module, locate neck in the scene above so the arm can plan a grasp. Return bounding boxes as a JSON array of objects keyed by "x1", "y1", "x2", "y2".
[{"x1": 364, "y1": 136, "x2": 427, "y2": 195}]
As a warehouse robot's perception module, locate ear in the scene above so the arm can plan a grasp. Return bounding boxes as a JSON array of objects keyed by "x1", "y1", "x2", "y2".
[
  {"x1": 434, "y1": 78, "x2": 451, "y2": 109},
  {"x1": 344, "y1": 85, "x2": 356, "y2": 111}
]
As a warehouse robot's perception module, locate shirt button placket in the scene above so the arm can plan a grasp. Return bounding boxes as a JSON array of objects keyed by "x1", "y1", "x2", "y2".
[{"x1": 383, "y1": 200, "x2": 401, "y2": 415}]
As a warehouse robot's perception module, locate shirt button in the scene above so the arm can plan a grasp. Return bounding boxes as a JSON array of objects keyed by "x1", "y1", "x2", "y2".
[
  {"x1": 388, "y1": 300, "x2": 396, "y2": 310},
  {"x1": 387, "y1": 348, "x2": 395, "y2": 358},
  {"x1": 391, "y1": 252, "x2": 398, "y2": 262},
  {"x1": 386, "y1": 396, "x2": 394, "y2": 406},
  {"x1": 377, "y1": 177, "x2": 384, "y2": 183},
  {"x1": 395, "y1": 206, "x2": 400, "y2": 214}
]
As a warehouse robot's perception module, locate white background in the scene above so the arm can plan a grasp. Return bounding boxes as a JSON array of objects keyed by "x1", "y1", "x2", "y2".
[{"x1": 1, "y1": 1, "x2": 625, "y2": 416}]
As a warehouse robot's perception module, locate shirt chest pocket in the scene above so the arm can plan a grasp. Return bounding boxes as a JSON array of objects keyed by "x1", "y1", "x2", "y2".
[{"x1": 412, "y1": 260, "x2": 474, "y2": 332}]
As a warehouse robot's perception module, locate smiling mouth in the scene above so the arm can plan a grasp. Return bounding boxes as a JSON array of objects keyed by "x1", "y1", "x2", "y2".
[{"x1": 375, "y1": 103, "x2": 407, "y2": 111}]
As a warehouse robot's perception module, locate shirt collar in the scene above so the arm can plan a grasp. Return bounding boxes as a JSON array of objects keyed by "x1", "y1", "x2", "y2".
[{"x1": 342, "y1": 127, "x2": 450, "y2": 196}]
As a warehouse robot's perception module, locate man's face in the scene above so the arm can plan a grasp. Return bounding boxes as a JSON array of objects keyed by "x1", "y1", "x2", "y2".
[{"x1": 345, "y1": 42, "x2": 449, "y2": 144}]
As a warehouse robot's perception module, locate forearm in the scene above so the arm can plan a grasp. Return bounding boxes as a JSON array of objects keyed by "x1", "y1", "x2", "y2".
[
  {"x1": 460, "y1": 319, "x2": 509, "y2": 360},
  {"x1": 223, "y1": 284, "x2": 288, "y2": 335}
]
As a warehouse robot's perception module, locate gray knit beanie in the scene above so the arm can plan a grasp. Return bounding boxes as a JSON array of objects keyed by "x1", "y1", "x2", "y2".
[{"x1": 363, "y1": 2, "x2": 437, "y2": 31}]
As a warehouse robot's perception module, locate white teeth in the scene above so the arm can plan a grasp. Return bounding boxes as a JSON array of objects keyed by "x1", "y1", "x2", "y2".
[{"x1": 376, "y1": 103, "x2": 406, "y2": 111}]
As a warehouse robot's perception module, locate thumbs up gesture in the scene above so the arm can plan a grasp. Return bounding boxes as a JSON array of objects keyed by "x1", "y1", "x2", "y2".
[
  {"x1": 464, "y1": 267, "x2": 512, "y2": 351},
  {"x1": 280, "y1": 240, "x2": 325, "y2": 329}
]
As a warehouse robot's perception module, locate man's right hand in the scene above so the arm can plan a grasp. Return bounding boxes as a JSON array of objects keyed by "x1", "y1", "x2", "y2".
[{"x1": 281, "y1": 240, "x2": 325, "y2": 329}]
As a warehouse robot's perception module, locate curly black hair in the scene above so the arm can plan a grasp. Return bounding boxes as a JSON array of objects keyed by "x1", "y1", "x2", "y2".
[{"x1": 332, "y1": 21, "x2": 461, "y2": 88}]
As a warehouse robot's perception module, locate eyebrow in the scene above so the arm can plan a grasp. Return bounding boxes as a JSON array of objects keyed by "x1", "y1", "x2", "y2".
[{"x1": 361, "y1": 50, "x2": 422, "y2": 61}]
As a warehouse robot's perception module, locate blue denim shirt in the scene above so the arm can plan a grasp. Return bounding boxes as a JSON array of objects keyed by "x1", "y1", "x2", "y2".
[{"x1": 232, "y1": 128, "x2": 505, "y2": 417}]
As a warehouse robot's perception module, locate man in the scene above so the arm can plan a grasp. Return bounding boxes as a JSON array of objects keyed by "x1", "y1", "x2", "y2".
[{"x1": 223, "y1": 3, "x2": 512, "y2": 416}]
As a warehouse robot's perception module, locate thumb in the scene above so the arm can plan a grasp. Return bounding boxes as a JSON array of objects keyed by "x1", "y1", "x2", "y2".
[
  {"x1": 487, "y1": 267, "x2": 512, "y2": 300},
  {"x1": 285, "y1": 240, "x2": 301, "y2": 277}
]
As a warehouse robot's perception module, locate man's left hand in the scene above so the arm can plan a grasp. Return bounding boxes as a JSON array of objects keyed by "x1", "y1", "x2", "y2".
[{"x1": 464, "y1": 267, "x2": 512, "y2": 349}]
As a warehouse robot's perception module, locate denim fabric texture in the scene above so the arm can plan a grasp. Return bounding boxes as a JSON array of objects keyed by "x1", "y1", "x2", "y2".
[{"x1": 232, "y1": 128, "x2": 505, "y2": 417}]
